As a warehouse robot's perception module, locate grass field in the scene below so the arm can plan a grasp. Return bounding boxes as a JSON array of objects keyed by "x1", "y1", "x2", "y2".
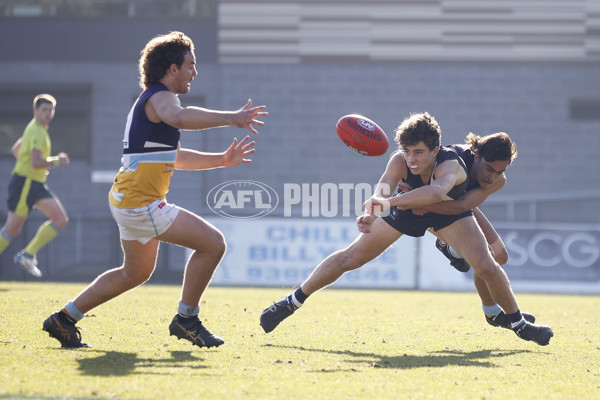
[{"x1": 0, "y1": 281, "x2": 598, "y2": 400}]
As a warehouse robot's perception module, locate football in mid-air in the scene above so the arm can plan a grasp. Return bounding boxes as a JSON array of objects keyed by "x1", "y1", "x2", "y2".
[{"x1": 336, "y1": 114, "x2": 389, "y2": 156}]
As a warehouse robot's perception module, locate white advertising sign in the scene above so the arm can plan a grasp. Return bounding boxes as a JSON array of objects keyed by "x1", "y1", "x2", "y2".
[
  {"x1": 187, "y1": 218, "x2": 600, "y2": 294},
  {"x1": 496, "y1": 222, "x2": 600, "y2": 294},
  {"x1": 199, "y1": 217, "x2": 418, "y2": 289},
  {"x1": 418, "y1": 222, "x2": 600, "y2": 294}
]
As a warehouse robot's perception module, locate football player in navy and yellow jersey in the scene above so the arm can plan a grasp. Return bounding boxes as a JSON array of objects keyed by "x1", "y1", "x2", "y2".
[
  {"x1": 0, "y1": 94, "x2": 70, "y2": 278},
  {"x1": 43, "y1": 31, "x2": 268, "y2": 348}
]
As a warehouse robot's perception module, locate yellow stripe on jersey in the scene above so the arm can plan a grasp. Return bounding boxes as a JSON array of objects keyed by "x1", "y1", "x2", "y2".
[{"x1": 109, "y1": 150, "x2": 177, "y2": 209}]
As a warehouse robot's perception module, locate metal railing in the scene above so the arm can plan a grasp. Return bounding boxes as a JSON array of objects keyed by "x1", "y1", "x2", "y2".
[{"x1": 483, "y1": 190, "x2": 600, "y2": 223}]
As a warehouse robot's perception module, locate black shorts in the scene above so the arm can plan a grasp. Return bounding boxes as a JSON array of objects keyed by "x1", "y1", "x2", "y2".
[
  {"x1": 382, "y1": 207, "x2": 473, "y2": 237},
  {"x1": 7, "y1": 174, "x2": 54, "y2": 217}
]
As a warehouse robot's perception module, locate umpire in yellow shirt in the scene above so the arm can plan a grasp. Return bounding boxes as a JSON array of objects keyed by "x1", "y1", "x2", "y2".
[{"x1": 0, "y1": 94, "x2": 70, "y2": 277}]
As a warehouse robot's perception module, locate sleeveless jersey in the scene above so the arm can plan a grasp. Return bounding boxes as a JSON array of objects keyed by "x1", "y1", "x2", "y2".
[
  {"x1": 109, "y1": 83, "x2": 180, "y2": 209},
  {"x1": 381, "y1": 146, "x2": 472, "y2": 237},
  {"x1": 448, "y1": 144, "x2": 480, "y2": 191},
  {"x1": 401, "y1": 146, "x2": 469, "y2": 200}
]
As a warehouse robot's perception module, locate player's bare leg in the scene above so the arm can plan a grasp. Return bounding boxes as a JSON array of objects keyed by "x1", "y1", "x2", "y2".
[
  {"x1": 448, "y1": 208, "x2": 535, "y2": 328},
  {"x1": 158, "y1": 209, "x2": 225, "y2": 308},
  {"x1": 13, "y1": 196, "x2": 68, "y2": 277},
  {"x1": 301, "y1": 218, "x2": 402, "y2": 295},
  {"x1": 1, "y1": 212, "x2": 26, "y2": 267},
  {"x1": 473, "y1": 272, "x2": 535, "y2": 328},
  {"x1": 436, "y1": 217, "x2": 552, "y2": 345},
  {"x1": 158, "y1": 209, "x2": 225, "y2": 347},
  {"x1": 260, "y1": 217, "x2": 402, "y2": 333},
  {"x1": 436, "y1": 208, "x2": 507, "y2": 272},
  {"x1": 43, "y1": 238, "x2": 159, "y2": 348},
  {"x1": 1, "y1": 211, "x2": 27, "y2": 239},
  {"x1": 1, "y1": 212, "x2": 43, "y2": 277},
  {"x1": 75, "y1": 239, "x2": 160, "y2": 313},
  {"x1": 35, "y1": 196, "x2": 69, "y2": 229},
  {"x1": 437, "y1": 217, "x2": 518, "y2": 313}
]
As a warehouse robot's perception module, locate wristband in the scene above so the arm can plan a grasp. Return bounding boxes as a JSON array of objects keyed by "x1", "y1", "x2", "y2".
[{"x1": 50, "y1": 158, "x2": 60, "y2": 167}]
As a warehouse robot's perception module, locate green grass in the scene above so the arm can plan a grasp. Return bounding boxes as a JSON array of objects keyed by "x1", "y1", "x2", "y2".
[{"x1": 0, "y1": 281, "x2": 598, "y2": 400}]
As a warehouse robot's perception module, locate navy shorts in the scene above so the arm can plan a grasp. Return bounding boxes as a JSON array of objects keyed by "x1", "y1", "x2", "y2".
[
  {"x1": 382, "y1": 207, "x2": 473, "y2": 237},
  {"x1": 7, "y1": 174, "x2": 54, "y2": 217}
]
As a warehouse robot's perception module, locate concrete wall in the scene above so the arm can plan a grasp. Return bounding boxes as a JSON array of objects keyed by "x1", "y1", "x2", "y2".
[{"x1": 2, "y1": 61, "x2": 598, "y2": 217}]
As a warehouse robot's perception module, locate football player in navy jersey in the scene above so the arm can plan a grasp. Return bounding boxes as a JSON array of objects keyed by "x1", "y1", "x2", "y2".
[
  {"x1": 260, "y1": 114, "x2": 553, "y2": 346},
  {"x1": 43, "y1": 31, "x2": 268, "y2": 349}
]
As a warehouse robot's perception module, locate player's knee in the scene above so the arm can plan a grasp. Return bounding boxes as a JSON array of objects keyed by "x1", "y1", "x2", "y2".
[
  {"x1": 194, "y1": 229, "x2": 226, "y2": 261},
  {"x1": 3, "y1": 216, "x2": 25, "y2": 237},
  {"x1": 471, "y1": 258, "x2": 499, "y2": 281},
  {"x1": 122, "y1": 265, "x2": 154, "y2": 287},
  {"x1": 53, "y1": 215, "x2": 68, "y2": 230},
  {"x1": 209, "y1": 230, "x2": 226, "y2": 259},
  {"x1": 3, "y1": 226, "x2": 20, "y2": 238},
  {"x1": 215, "y1": 237, "x2": 226, "y2": 261}
]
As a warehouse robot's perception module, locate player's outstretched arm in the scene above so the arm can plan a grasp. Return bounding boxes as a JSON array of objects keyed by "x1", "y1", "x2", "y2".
[
  {"x1": 30, "y1": 149, "x2": 70, "y2": 169},
  {"x1": 359, "y1": 151, "x2": 407, "y2": 224},
  {"x1": 222, "y1": 136, "x2": 256, "y2": 167},
  {"x1": 390, "y1": 159, "x2": 462, "y2": 210},
  {"x1": 226, "y1": 99, "x2": 268, "y2": 135},
  {"x1": 414, "y1": 175, "x2": 506, "y2": 215},
  {"x1": 149, "y1": 93, "x2": 268, "y2": 134},
  {"x1": 174, "y1": 136, "x2": 256, "y2": 171}
]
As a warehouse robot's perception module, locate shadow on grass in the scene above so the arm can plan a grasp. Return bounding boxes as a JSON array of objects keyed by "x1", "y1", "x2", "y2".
[
  {"x1": 266, "y1": 345, "x2": 532, "y2": 371},
  {"x1": 77, "y1": 350, "x2": 207, "y2": 376}
]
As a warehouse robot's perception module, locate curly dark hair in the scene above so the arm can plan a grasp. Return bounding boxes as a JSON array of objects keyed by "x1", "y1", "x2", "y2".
[
  {"x1": 394, "y1": 112, "x2": 441, "y2": 151},
  {"x1": 466, "y1": 132, "x2": 518, "y2": 164},
  {"x1": 138, "y1": 31, "x2": 194, "y2": 89}
]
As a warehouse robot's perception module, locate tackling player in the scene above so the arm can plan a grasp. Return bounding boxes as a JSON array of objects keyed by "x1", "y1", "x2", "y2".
[{"x1": 401, "y1": 132, "x2": 534, "y2": 330}]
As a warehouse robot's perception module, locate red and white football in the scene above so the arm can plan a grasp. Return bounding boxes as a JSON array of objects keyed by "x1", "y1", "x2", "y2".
[{"x1": 336, "y1": 114, "x2": 389, "y2": 156}]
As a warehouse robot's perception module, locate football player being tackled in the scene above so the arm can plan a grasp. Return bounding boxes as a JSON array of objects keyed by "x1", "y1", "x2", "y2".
[{"x1": 260, "y1": 112, "x2": 553, "y2": 346}]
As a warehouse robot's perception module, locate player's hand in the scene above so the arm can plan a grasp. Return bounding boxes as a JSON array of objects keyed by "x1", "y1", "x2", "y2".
[
  {"x1": 363, "y1": 196, "x2": 390, "y2": 217},
  {"x1": 58, "y1": 152, "x2": 70, "y2": 166},
  {"x1": 223, "y1": 136, "x2": 256, "y2": 167},
  {"x1": 231, "y1": 99, "x2": 268, "y2": 135},
  {"x1": 397, "y1": 181, "x2": 413, "y2": 193},
  {"x1": 394, "y1": 182, "x2": 413, "y2": 210},
  {"x1": 357, "y1": 214, "x2": 377, "y2": 233}
]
